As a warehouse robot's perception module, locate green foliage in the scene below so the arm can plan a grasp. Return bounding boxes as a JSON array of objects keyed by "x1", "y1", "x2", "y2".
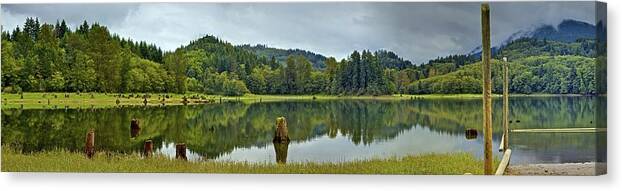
[
  {"x1": 222, "y1": 78, "x2": 250, "y2": 96},
  {"x1": 1, "y1": 18, "x2": 599, "y2": 96},
  {"x1": 284, "y1": 55, "x2": 313, "y2": 94},
  {"x1": 374, "y1": 50, "x2": 412, "y2": 69},
  {"x1": 239, "y1": 44, "x2": 327, "y2": 69},
  {"x1": 2, "y1": 18, "x2": 171, "y2": 93},
  {"x1": 163, "y1": 51, "x2": 188, "y2": 93},
  {"x1": 408, "y1": 56, "x2": 597, "y2": 94},
  {"x1": 496, "y1": 37, "x2": 595, "y2": 61},
  {"x1": 1, "y1": 40, "x2": 22, "y2": 89},
  {"x1": 331, "y1": 50, "x2": 392, "y2": 95}
]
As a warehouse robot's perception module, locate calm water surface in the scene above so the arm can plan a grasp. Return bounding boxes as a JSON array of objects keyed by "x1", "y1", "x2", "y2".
[{"x1": 1, "y1": 96, "x2": 606, "y2": 164}]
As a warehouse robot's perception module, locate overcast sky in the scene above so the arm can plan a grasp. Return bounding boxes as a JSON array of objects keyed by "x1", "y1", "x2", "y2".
[{"x1": 1, "y1": 2, "x2": 597, "y2": 63}]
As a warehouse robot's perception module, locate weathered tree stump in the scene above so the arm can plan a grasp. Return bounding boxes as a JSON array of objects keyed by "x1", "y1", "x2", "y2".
[
  {"x1": 85, "y1": 129, "x2": 95, "y2": 159},
  {"x1": 176, "y1": 143, "x2": 187, "y2": 160},
  {"x1": 273, "y1": 117, "x2": 290, "y2": 143},
  {"x1": 273, "y1": 142, "x2": 289, "y2": 164},
  {"x1": 130, "y1": 119, "x2": 140, "y2": 138},
  {"x1": 144, "y1": 140, "x2": 153, "y2": 158},
  {"x1": 465, "y1": 128, "x2": 478, "y2": 140}
]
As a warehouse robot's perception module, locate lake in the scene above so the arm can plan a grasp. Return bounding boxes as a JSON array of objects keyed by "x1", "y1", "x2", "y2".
[{"x1": 1, "y1": 96, "x2": 606, "y2": 164}]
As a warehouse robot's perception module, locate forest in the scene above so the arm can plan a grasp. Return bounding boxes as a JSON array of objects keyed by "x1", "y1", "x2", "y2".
[{"x1": 1, "y1": 18, "x2": 600, "y2": 96}]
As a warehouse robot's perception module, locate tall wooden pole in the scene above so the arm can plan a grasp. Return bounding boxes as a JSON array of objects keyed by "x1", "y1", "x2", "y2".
[
  {"x1": 503, "y1": 57, "x2": 510, "y2": 151},
  {"x1": 481, "y1": 3, "x2": 493, "y2": 175}
]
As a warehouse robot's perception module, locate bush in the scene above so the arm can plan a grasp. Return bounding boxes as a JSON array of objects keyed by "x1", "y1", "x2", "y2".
[
  {"x1": 223, "y1": 79, "x2": 249, "y2": 96},
  {"x1": 2, "y1": 86, "x2": 22, "y2": 94}
]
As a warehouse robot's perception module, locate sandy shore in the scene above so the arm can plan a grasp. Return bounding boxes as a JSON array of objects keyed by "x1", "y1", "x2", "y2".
[{"x1": 505, "y1": 162, "x2": 607, "y2": 176}]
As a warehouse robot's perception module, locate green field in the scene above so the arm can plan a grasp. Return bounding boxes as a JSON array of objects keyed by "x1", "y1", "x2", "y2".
[{"x1": 1, "y1": 146, "x2": 496, "y2": 174}]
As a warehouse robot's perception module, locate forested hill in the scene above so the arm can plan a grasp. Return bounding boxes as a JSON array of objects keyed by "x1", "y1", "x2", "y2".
[
  {"x1": 407, "y1": 37, "x2": 600, "y2": 95},
  {"x1": 495, "y1": 37, "x2": 596, "y2": 60},
  {"x1": 468, "y1": 19, "x2": 596, "y2": 57},
  {"x1": 1, "y1": 18, "x2": 175, "y2": 93},
  {"x1": 1, "y1": 17, "x2": 601, "y2": 96},
  {"x1": 239, "y1": 44, "x2": 327, "y2": 69}
]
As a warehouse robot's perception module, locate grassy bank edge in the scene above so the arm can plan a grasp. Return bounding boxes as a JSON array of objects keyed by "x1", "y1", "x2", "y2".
[
  {"x1": 1, "y1": 146, "x2": 497, "y2": 174},
  {"x1": 0, "y1": 92, "x2": 599, "y2": 109}
]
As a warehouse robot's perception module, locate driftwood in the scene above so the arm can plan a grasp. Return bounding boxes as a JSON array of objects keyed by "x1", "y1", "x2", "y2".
[
  {"x1": 495, "y1": 149, "x2": 512, "y2": 175},
  {"x1": 176, "y1": 143, "x2": 187, "y2": 160},
  {"x1": 85, "y1": 129, "x2": 95, "y2": 159},
  {"x1": 273, "y1": 117, "x2": 290, "y2": 143}
]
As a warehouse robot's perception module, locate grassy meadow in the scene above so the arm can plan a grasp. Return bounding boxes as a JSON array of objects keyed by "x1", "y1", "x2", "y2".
[{"x1": 1, "y1": 146, "x2": 497, "y2": 174}]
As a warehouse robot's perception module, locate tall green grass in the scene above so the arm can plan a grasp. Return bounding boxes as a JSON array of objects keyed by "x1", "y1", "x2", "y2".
[{"x1": 1, "y1": 147, "x2": 493, "y2": 174}]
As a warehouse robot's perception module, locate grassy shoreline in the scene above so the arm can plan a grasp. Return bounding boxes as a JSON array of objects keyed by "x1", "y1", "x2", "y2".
[
  {"x1": 1, "y1": 92, "x2": 598, "y2": 109},
  {"x1": 1, "y1": 147, "x2": 496, "y2": 174}
]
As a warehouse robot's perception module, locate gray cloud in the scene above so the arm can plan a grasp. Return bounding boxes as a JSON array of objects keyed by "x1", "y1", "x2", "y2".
[{"x1": 1, "y1": 2, "x2": 596, "y2": 64}]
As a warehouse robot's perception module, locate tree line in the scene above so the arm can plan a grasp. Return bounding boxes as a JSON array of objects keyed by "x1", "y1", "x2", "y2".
[
  {"x1": 2, "y1": 18, "x2": 177, "y2": 93},
  {"x1": 1, "y1": 18, "x2": 599, "y2": 96}
]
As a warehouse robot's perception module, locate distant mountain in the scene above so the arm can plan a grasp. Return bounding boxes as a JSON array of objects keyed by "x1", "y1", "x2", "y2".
[
  {"x1": 468, "y1": 19, "x2": 596, "y2": 56},
  {"x1": 531, "y1": 19, "x2": 596, "y2": 42},
  {"x1": 239, "y1": 44, "x2": 327, "y2": 69}
]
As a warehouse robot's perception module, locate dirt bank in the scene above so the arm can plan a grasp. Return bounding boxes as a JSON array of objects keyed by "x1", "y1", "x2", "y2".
[{"x1": 505, "y1": 162, "x2": 606, "y2": 176}]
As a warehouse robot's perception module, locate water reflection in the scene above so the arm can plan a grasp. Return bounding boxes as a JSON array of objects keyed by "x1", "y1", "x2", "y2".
[
  {"x1": 273, "y1": 142, "x2": 289, "y2": 164},
  {"x1": 1, "y1": 96, "x2": 605, "y2": 164}
]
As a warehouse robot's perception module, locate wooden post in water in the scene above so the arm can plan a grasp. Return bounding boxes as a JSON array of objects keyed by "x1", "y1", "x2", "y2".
[
  {"x1": 502, "y1": 57, "x2": 510, "y2": 151},
  {"x1": 130, "y1": 119, "x2": 140, "y2": 138},
  {"x1": 144, "y1": 140, "x2": 153, "y2": 158},
  {"x1": 176, "y1": 143, "x2": 187, "y2": 160},
  {"x1": 85, "y1": 129, "x2": 95, "y2": 159},
  {"x1": 273, "y1": 117, "x2": 290, "y2": 143},
  {"x1": 465, "y1": 128, "x2": 478, "y2": 140},
  {"x1": 481, "y1": 3, "x2": 493, "y2": 175}
]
